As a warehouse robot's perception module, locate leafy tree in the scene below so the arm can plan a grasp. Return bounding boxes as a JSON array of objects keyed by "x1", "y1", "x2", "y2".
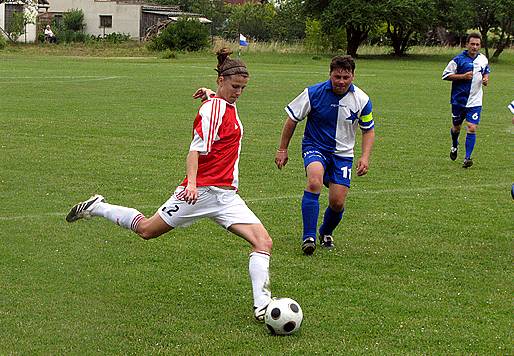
[
  {"x1": 433, "y1": 0, "x2": 473, "y2": 45},
  {"x1": 304, "y1": 18, "x2": 328, "y2": 52},
  {"x1": 306, "y1": 0, "x2": 382, "y2": 56},
  {"x1": 272, "y1": 0, "x2": 306, "y2": 41},
  {"x1": 224, "y1": 3, "x2": 276, "y2": 41},
  {"x1": 149, "y1": 17, "x2": 209, "y2": 51},
  {"x1": 382, "y1": 0, "x2": 437, "y2": 56},
  {"x1": 490, "y1": 0, "x2": 513, "y2": 60}
]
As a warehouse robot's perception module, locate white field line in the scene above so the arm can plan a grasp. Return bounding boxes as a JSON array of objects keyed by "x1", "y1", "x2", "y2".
[
  {"x1": 0, "y1": 183, "x2": 506, "y2": 221},
  {"x1": 0, "y1": 76, "x2": 123, "y2": 83}
]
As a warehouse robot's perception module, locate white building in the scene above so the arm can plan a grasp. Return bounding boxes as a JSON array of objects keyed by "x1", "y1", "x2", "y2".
[
  {"x1": 47, "y1": 0, "x2": 210, "y2": 40},
  {"x1": 0, "y1": 0, "x2": 48, "y2": 43}
]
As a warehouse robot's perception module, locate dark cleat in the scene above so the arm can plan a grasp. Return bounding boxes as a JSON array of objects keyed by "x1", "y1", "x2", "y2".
[
  {"x1": 66, "y1": 194, "x2": 105, "y2": 222},
  {"x1": 450, "y1": 147, "x2": 458, "y2": 161},
  {"x1": 462, "y1": 158, "x2": 473, "y2": 168},
  {"x1": 302, "y1": 237, "x2": 316, "y2": 255},
  {"x1": 319, "y1": 234, "x2": 335, "y2": 249}
]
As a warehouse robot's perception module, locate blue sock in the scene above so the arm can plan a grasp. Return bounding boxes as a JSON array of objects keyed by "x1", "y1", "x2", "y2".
[
  {"x1": 301, "y1": 191, "x2": 320, "y2": 241},
  {"x1": 451, "y1": 128, "x2": 459, "y2": 148},
  {"x1": 319, "y1": 207, "x2": 344, "y2": 236},
  {"x1": 465, "y1": 132, "x2": 476, "y2": 159}
]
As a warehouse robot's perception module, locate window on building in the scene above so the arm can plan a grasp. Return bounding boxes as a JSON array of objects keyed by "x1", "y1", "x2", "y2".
[
  {"x1": 53, "y1": 14, "x2": 63, "y2": 27},
  {"x1": 99, "y1": 15, "x2": 112, "y2": 28}
]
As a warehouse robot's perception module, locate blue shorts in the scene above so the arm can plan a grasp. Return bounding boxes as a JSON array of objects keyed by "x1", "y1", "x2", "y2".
[
  {"x1": 303, "y1": 148, "x2": 353, "y2": 188},
  {"x1": 452, "y1": 105, "x2": 481, "y2": 125}
]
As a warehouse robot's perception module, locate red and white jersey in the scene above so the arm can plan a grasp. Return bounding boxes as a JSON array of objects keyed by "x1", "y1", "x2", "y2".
[{"x1": 181, "y1": 97, "x2": 243, "y2": 189}]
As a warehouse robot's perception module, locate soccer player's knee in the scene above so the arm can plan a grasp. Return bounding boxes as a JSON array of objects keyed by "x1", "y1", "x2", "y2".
[
  {"x1": 138, "y1": 230, "x2": 158, "y2": 240},
  {"x1": 257, "y1": 231, "x2": 273, "y2": 252},
  {"x1": 306, "y1": 179, "x2": 323, "y2": 192},
  {"x1": 136, "y1": 224, "x2": 160, "y2": 240},
  {"x1": 331, "y1": 202, "x2": 345, "y2": 212}
]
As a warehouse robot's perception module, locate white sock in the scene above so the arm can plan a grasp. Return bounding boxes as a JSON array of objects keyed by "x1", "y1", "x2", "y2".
[
  {"x1": 249, "y1": 251, "x2": 272, "y2": 308},
  {"x1": 91, "y1": 202, "x2": 144, "y2": 232}
]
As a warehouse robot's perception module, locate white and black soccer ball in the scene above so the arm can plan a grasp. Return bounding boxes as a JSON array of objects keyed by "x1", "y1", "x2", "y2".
[{"x1": 264, "y1": 297, "x2": 303, "y2": 335}]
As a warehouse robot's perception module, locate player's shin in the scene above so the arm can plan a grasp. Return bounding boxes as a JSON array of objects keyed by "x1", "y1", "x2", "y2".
[
  {"x1": 249, "y1": 251, "x2": 271, "y2": 310},
  {"x1": 319, "y1": 206, "x2": 344, "y2": 236},
  {"x1": 301, "y1": 191, "x2": 320, "y2": 240},
  {"x1": 91, "y1": 202, "x2": 144, "y2": 232}
]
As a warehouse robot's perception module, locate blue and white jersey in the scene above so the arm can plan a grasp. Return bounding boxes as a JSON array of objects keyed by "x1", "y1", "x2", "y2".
[
  {"x1": 508, "y1": 100, "x2": 514, "y2": 115},
  {"x1": 285, "y1": 80, "x2": 373, "y2": 158},
  {"x1": 442, "y1": 50, "x2": 490, "y2": 108}
]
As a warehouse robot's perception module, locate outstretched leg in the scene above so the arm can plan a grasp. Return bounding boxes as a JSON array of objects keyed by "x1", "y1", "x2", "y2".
[{"x1": 66, "y1": 195, "x2": 172, "y2": 239}]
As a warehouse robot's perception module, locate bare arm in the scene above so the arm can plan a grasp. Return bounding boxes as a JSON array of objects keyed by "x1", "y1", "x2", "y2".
[
  {"x1": 275, "y1": 117, "x2": 298, "y2": 169},
  {"x1": 445, "y1": 72, "x2": 473, "y2": 81},
  {"x1": 356, "y1": 129, "x2": 375, "y2": 176},
  {"x1": 184, "y1": 150, "x2": 200, "y2": 204},
  {"x1": 192, "y1": 87, "x2": 216, "y2": 101}
]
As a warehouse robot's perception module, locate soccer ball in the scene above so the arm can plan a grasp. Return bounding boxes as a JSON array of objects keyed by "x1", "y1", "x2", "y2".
[{"x1": 264, "y1": 297, "x2": 303, "y2": 335}]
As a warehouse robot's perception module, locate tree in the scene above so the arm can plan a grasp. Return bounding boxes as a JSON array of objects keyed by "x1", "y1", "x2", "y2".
[
  {"x1": 149, "y1": 17, "x2": 209, "y2": 51},
  {"x1": 272, "y1": 0, "x2": 306, "y2": 41},
  {"x1": 490, "y1": 0, "x2": 514, "y2": 60},
  {"x1": 470, "y1": 0, "x2": 501, "y2": 58},
  {"x1": 224, "y1": 2, "x2": 276, "y2": 41},
  {"x1": 305, "y1": 0, "x2": 382, "y2": 56},
  {"x1": 382, "y1": 0, "x2": 437, "y2": 56}
]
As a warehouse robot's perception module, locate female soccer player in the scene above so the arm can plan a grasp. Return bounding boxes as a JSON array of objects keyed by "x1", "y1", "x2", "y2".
[{"x1": 66, "y1": 48, "x2": 273, "y2": 321}]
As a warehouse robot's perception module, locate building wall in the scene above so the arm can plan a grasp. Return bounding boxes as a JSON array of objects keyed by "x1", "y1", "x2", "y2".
[
  {"x1": 0, "y1": 4, "x2": 5, "y2": 36},
  {"x1": 48, "y1": 0, "x2": 141, "y2": 39},
  {"x1": 0, "y1": 3, "x2": 37, "y2": 43}
]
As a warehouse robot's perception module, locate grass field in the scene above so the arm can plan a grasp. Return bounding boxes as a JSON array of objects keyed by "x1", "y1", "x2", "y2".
[{"x1": 1, "y1": 48, "x2": 512, "y2": 354}]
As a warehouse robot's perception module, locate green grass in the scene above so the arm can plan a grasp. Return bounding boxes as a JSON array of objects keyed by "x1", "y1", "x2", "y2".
[{"x1": 0, "y1": 48, "x2": 512, "y2": 354}]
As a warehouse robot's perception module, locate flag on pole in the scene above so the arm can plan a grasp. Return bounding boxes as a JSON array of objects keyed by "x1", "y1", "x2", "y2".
[{"x1": 239, "y1": 34, "x2": 248, "y2": 47}]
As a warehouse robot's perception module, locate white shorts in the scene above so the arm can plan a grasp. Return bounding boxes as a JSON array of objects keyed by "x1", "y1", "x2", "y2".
[{"x1": 157, "y1": 186, "x2": 261, "y2": 229}]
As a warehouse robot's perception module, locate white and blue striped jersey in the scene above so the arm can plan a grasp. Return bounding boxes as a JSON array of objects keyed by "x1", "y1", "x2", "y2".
[
  {"x1": 285, "y1": 80, "x2": 374, "y2": 158},
  {"x1": 508, "y1": 100, "x2": 514, "y2": 115},
  {"x1": 442, "y1": 50, "x2": 490, "y2": 108}
]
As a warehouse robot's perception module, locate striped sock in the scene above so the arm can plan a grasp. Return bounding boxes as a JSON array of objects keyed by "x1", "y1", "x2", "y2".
[{"x1": 91, "y1": 202, "x2": 144, "y2": 232}]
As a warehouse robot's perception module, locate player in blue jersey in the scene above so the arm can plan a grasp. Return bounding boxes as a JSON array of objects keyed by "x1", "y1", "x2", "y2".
[
  {"x1": 509, "y1": 100, "x2": 514, "y2": 199},
  {"x1": 274, "y1": 55, "x2": 375, "y2": 255},
  {"x1": 442, "y1": 33, "x2": 490, "y2": 168}
]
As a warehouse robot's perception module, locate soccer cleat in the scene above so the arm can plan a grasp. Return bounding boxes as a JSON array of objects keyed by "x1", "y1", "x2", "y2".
[
  {"x1": 301, "y1": 237, "x2": 316, "y2": 255},
  {"x1": 462, "y1": 158, "x2": 473, "y2": 168},
  {"x1": 66, "y1": 194, "x2": 105, "y2": 222},
  {"x1": 450, "y1": 147, "x2": 458, "y2": 161},
  {"x1": 319, "y1": 234, "x2": 335, "y2": 249},
  {"x1": 254, "y1": 301, "x2": 270, "y2": 322}
]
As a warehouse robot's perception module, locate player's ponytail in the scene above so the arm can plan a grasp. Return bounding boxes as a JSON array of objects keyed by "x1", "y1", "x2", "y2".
[{"x1": 216, "y1": 47, "x2": 249, "y2": 78}]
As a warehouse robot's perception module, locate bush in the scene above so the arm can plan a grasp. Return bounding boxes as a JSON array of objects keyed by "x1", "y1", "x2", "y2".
[
  {"x1": 102, "y1": 32, "x2": 131, "y2": 44},
  {"x1": 149, "y1": 18, "x2": 209, "y2": 52},
  {"x1": 52, "y1": 9, "x2": 87, "y2": 43},
  {"x1": 0, "y1": 35, "x2": 6, "y2": 49},
  {"x1": 304, "y1": 18, "x2": 328, "y2": 53},
  {"x1": 62, "y1": 9, "x2": 84, "y2": 32}
]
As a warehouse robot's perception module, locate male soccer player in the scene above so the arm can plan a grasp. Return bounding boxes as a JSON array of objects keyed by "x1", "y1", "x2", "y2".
[
  {"x1": 442, "y1": 32, "x2": 490, "y2": 168},
  {"x1": 274, "y1": 55, "x2": 375, "y2": 255}
]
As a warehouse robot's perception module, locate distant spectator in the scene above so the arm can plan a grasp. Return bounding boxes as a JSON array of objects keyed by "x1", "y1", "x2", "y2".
[{"x1": 44, "y1": 25, "x2": 56, "y2": 43}]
